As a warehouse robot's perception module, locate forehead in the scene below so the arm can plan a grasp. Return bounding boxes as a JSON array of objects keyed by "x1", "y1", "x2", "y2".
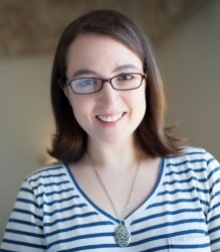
[
  {"x1": 67, "y1": 33, "x2": 139, "y2": 56},
  {"x1": 66, "y1": 34, "x2": 143, "y2": 76}
]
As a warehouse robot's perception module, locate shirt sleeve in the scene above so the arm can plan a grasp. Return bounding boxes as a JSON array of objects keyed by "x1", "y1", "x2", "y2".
[
  {"x1": 0, "y1": 179, "x2": 46, "y2": 252},
  {"x1": 205, "y1": 151, "x2": 220, "y2": 251}
]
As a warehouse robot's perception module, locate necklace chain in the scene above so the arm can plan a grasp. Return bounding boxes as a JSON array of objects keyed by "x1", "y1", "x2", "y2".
[{"x1": 87, "y1": 152, "x2": 141, "y2": 247}]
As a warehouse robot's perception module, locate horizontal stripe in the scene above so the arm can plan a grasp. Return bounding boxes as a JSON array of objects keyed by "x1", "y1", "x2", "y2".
[
  {"x1": 47, "y1": 232, "x2": 114, "y2": 249},
  {"x1": 13, "y1": 208, "x2": 42, "y2": 221},
  {"x1": 132, "y1": 218, "x2": 206, "y2": 235},
  {"x1": 27, "y1": 165, "x2": 64, "y2": 177},
  {"x1": 2, "y1": 239, "x2": 46, "y2": 249},
  {"x1": 8, "y1": 218, "x2": 43, "y2": 229},
  {"x1": 35, "y1": 188, "x2": 74, "y2": 198},
  {"x1": 43, "y1": 212, "x2": 98, "y2": 227},
  {"x1": 132, "y1": 208, "x2": 203, "y2": 224},
  {"x1": 59, "y1": 243, "x2": 118, "y2": 252},
  {"x1": 32, "y1": 180, "x2": 70, "y2": 190},
  {"x1": 169, "y1": 243, "x2": 210, "y2": 249},
  {"x1": 43, "y1": 203, "x2": 88, "y2": 216},
  {"x1": 5, "y1": 229, "x2": 44, "y2": 238},
  {"x1": 45, "y1": 221, "x2": 112, "y2": 237},
  {"x1": 166, "y1": 159, "x2": 207, "y2": 167},
  {"x1": 149, "y1": 197, "x2": 200, "y2": 208},
  {"x1": 28, "y1": 172, "x2": 67, "y2": 183},
  {"x1": 16, "y1": 198, "x2": 39, "y2": 208},
  {"x1": 1, "y1": 147, "x2": 220, "y2": 251},
  {"x1": 165, "y1": 167, "x2": 206, "y2": 176},
  {"x1": 158, "y1": 187, "x2": 209, "y2": 196},
  {"x1": 163, "y1": 176, "x2": 207, "y2": 185},
  {"x1": 131, "y1": 230, "x2": 208, "y2": 245}
]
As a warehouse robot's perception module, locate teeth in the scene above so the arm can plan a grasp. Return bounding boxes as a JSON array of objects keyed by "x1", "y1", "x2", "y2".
[{"x1": 97, "y1": 113, "x2": 123, "y2": 122}]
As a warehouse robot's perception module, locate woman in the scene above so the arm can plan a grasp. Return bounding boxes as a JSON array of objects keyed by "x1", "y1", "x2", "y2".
[{"x1": 1, "y1": 9, "x2": 220, "y2": 251}]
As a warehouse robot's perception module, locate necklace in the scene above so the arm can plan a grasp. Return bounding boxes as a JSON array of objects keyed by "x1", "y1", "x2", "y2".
[{"x1": 87, "y1": 152, "x2": 141, "y2": 247}]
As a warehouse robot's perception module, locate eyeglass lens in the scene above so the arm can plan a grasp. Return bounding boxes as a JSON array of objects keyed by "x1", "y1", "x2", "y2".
[{"x1": 68, "y1": 73, "x2": 145, "y2": 94}]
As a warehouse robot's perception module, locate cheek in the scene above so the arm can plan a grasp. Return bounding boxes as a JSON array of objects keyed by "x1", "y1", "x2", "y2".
[
  {"x1": 134, "y1": 89, "x2": 147, "y2": 121},
  {"x1": 69, "y1": 97, "x2": 92, "y2": 122},
  {"x1": 131, "y1": 87, "x2": 146, "y2": 111},
  {"x1": 138, "y1": 95, "x2": 147, "y2": 116},
  {"x1": 70, "y1": 99, "x2": 84, "y2": 116}
]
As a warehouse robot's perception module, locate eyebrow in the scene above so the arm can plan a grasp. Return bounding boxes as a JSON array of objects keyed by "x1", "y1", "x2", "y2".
[
  {"x1": 71, "y1": 64, "x2": 140, "y2": 78},
  {"x1": 113, "y1": 64, "x2": 140, "y2": 72},
  {"x1": 72, "y1": 69, "x2": 97, "y2": 78}
]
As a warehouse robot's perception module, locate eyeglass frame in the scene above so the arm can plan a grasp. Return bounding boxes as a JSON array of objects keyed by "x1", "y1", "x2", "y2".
[{"x1": 64, "y1": 72, "x2": 147, "y2": 95}]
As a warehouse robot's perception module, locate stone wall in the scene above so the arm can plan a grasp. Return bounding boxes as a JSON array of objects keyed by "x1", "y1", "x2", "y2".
[{"x1": 0, "y1": 0, "x2": 205, "y2": 58}]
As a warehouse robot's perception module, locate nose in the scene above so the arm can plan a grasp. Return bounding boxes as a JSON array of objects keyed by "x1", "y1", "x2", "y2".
[{"x1": 96, "y1": 80, "x2": 119, "y2": 105}]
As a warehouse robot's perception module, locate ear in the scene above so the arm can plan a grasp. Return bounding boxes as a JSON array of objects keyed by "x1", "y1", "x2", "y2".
[
  {"x1": 59, "y1": 78, "x2": 70, "y2": 100},
  {"x1": 63, "y1": 87, "x2": 73, "y2": 107},
  {"x1": 63, "y1": 87, "x2": 69, "y2": 99},
  {"x1": 63, "y1": 87, "x2": 70, "y2": 99}
]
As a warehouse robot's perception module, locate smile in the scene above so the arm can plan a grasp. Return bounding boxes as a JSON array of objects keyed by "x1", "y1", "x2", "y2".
[{"x1": 96, "y1": 113, "x2": 125, "y2": 122}]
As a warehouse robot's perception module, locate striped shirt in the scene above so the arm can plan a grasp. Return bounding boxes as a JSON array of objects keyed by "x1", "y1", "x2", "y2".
[{"x1": 1, "y1": 147, "x2": 220, "y2": 251}]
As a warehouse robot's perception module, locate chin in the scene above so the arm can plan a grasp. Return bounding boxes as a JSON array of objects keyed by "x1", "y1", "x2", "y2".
[{"x1": 92, "y1": 132, "x2": 135, "y2": 146}]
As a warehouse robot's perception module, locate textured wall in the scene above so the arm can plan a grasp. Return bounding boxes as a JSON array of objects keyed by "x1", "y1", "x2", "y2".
[{"x1": 0, "y1": 0, "x2": 205, "y2": 58}]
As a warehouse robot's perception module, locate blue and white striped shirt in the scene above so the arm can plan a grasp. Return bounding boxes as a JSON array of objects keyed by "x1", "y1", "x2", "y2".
[{"x1": 1, "y1": 147, "x2": 220, "y2": 251}]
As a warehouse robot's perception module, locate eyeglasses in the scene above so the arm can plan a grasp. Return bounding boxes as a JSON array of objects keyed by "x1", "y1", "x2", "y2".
[{"x1": 65, "y1": 73, "x2": 147, "y2": 95}]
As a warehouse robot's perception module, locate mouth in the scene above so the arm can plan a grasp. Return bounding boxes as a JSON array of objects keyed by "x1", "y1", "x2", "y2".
[{"x1": 96, "y1": 113, "x2": 125, "y2": 122}]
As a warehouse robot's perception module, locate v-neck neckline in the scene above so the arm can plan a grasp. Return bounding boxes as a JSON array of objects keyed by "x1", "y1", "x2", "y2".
[{"x1": 64, "y1": 158, "x2": 166, "y2": 225}]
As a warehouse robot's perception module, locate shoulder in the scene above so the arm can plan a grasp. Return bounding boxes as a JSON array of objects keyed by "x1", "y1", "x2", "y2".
[
  {"x1": 26, "y1": 162, "x2": 66, "y2": 181},
  {"x1": 23, "y1": 162, "x2": 70, "y2": 193},
  {"x1": 167, "y1": 146, "x2": 216, "y2": 163},
  {"x1": 165, "y1": 146, "x2": 220, "y2": 177}
]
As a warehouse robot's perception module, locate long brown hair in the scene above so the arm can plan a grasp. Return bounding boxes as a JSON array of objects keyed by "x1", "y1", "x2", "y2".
[{"x1": 48, "y1": 9, "x2": 183, "y2": 162}]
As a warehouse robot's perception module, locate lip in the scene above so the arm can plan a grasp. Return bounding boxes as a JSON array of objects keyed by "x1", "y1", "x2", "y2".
[{"x1": 96, "y1": 112, "x2": 125, "y2": 123}]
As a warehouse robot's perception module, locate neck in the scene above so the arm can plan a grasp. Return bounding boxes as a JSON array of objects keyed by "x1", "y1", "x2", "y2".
[{"x1": 87, "y1": 137, "x2": 141, "y2": 171}]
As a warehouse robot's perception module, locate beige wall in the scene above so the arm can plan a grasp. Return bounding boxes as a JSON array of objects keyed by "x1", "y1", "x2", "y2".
[
  {"x1": 156, "y1": 0, "x2": 220, "y2": 159},
  {"x1": 0, "y1": 0, "x2": 220, "y2": 240},
  {"x1": 0, "y1": 56, "x2": 54, "y2": 236}
]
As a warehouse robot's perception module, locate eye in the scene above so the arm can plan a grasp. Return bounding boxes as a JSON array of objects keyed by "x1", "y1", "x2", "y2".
[
  {"x1": 77, "y1": 79, "x2": 94, "y2": 87},
  {"x1": 75, "y1": 78, "x2": 97, "y2": 87},
  {"x1": 117, "y1": 74, "x2": 134, "y2": 81}
]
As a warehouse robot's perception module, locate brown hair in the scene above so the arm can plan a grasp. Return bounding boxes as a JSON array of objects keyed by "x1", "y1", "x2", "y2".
[{"x1": 48, "y1": 9, "x2": 183, "y2": 162}]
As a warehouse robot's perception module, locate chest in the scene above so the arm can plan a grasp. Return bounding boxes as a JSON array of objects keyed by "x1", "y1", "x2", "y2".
[
  {"x1": 43, "y1": 188, "x2": 210, "y2": 252},
  {"x1": 71, "y1": 157, "x2": 162, "y2": 218},
  {"x1": 42, "y1": 161, "x2": 211, "y2": 251}
]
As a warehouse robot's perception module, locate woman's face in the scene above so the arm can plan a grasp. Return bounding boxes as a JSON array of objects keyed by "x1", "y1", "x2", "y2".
[{"x1": 64, "y1": 34, "x2": 146, "y2": 145}]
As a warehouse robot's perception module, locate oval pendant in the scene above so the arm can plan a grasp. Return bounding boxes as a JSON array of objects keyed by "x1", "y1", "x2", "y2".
[{"x1": 114, "y1": 224, "x2": 131, "y2": 247}]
